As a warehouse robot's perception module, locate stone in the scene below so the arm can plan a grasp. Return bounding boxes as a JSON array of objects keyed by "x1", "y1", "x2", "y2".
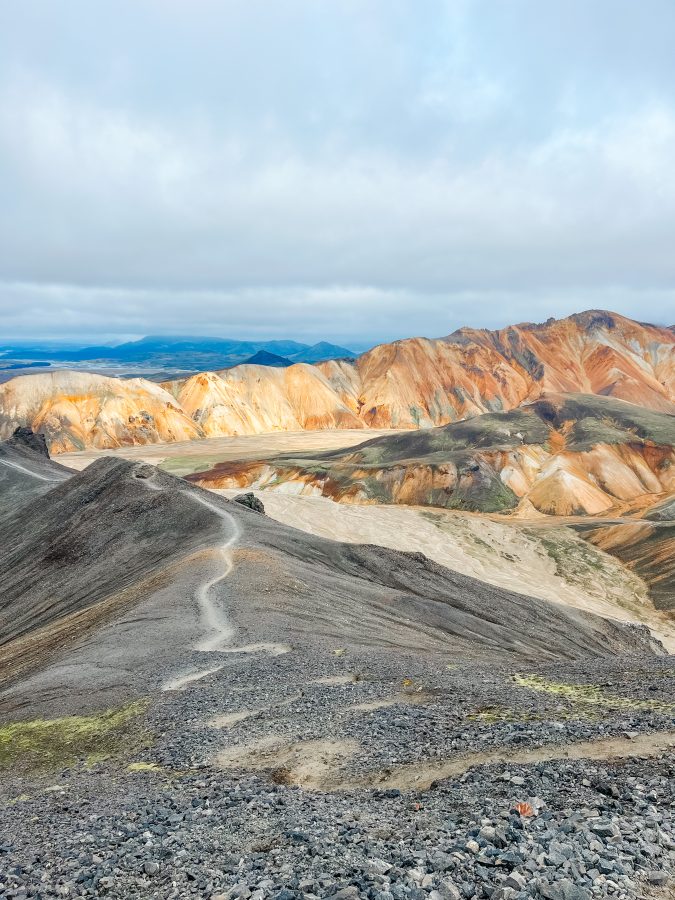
[
  {"x1": 646, "y1": 871, "x2": 669, "y2": 886},
  {"x1": 438, "y1": 880, "x2": 462, "y2": 900},
  {"x1": 233, "y1": 493, "x2": 265, "y2": 514},
  {"x1": 504, "y1": 872, "x2": 526, "y2": 890}
]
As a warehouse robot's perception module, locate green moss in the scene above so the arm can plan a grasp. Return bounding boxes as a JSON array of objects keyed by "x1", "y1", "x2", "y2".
[
  {"x1": 467, "y1": 705, "x2": 521, "y2": 723},
  {"x1": 513, "y1": 674, "x2": 673, "y2": 713},
  {"x1": 127, "y1": 761, "x2": 163, "y2": 773},
  {"x1": 0, "y1": 700, "x2": 149, "y2": 772},
  {"x1": 160, "y1": 455, "x2": 225, "y2": 477}
]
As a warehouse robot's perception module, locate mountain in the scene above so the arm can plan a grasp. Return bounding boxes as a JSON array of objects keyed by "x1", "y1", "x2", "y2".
[
  {"x1": 242, "y1": 350, "x2": 292, "y2": 367},
  {"x1": 287, "y1": 342, "x2": 357, "y2": 364},
  {"x1": 0, "y1": 311, "x2": 672, "y2": 452},
  {"x1": 9, "y1": 336, "x2": 354, "y2": 371},
  {"x1": 187, "y1": 394, "x2": 675, "y2": 516},
  {"x1": 162, "y1": 365, "x2": 364, "y2": 438},
  {"x1": 317, "y1": 310, "x2": 675, "y2": 427},
  {"x1": 0, "y1": 432, "x2": 661, "y2": 709},
  {"x1": 0, "y1": 370, "x2": 201, "y2": 453}
]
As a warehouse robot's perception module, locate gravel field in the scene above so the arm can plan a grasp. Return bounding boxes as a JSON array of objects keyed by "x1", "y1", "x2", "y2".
[{"x1": 1, "y1": 649, "x2": 674, "y2": 900}]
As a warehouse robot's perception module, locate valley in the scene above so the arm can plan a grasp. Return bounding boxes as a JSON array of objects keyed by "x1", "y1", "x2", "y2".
[{"x1": 0, "y1": 310, "x2": 673, "y2": 900}]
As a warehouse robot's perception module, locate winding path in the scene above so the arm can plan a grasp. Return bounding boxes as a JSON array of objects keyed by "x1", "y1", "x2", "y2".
[
  {"x1": 184, "y1": 491, "x2": 239, "y2": 653},
  {"x1": 146, "y1": 475, "x2": 288, "y2": 690},
  {"x1": 0, "y1": 456, "x2": 66, "y2": 483},
  {"x1": 143, "y1": 477, "x2": 239, "y2": 691}
]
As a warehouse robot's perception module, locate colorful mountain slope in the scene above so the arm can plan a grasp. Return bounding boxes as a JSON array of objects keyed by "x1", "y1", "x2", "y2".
[
  {"x1": 579, "y1": 521, "x2": 674, "y2": 611},
  {"x1": 187, "y1": 394, "x2": 675, "y2": 516},
  {"x1": 318, "y1": 310, "x2": 675, "y2": 427},
  {"x1": 0, "y1": 371, "x2": 201, "y2": 453},
  {"x1": 0, "y1": 311, "x2": 672, "y2": 452}
]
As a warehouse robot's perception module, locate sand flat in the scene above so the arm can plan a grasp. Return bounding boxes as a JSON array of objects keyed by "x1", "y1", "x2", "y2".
[{"x1": 58, "y1": 429, "x2": 400, "y2": 472}]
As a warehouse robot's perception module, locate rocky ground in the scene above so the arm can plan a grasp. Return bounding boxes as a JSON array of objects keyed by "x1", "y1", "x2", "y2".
[{"x1": 1, "y1": 649, "x2": 674, "y2": 900}]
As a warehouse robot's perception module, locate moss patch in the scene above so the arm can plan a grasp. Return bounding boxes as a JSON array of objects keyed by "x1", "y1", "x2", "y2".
[
  {"x1": 0, "y1": 700, "x2": 149, "y2": 773},
  {"x1": 467, "y1": 705, "x2": 523, "y2": 723},
  {"x1": 513, "y1": 675, "x2": 673, "y2": 713}
]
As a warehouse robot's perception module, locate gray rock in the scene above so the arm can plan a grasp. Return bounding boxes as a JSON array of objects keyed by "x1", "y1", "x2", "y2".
[
  {"x1": 504, "y1": 872, "x2": 526, "y2": 890},
  {"x1": 646, "y1": 871, "x2": 669, "y2": 886},
  {"x1": 233, "y1": 492, "x2": 265, "y2": 514}
]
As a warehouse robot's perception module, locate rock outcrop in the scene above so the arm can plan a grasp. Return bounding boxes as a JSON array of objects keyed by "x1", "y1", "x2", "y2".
[{"x1": 233, "y1": 492, "x2": 265, "y2": 514}]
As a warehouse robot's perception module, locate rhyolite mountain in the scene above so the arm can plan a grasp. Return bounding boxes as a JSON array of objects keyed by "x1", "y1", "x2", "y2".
[
  {"x1": 186, "y1": 393, "x2": 675, "y2": 516},
  {"x1": 0, "y1": 310, "x2": 672, "y2": 452}
]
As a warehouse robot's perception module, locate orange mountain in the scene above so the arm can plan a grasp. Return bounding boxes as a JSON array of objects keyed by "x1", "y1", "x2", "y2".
[
  {"x1": 0, "y1": 310, "x2": 672, "y2": 452},
  {"x1": 318, "y1": 310, "x2": 675, "y2": 427}
]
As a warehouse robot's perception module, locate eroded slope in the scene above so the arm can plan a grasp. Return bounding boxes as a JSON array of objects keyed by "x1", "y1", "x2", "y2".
[
  {"x1": 0, "y1": 310, "x2": 672, "y2": 452},
  {"x1": 188, "y1": 394, "x2": 675, "y2": 516}
]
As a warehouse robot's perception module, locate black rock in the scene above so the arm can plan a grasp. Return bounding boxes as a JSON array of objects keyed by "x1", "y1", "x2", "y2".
[
  {"x1": 233, "y1": 492, "x2": 265, "y2": 514},
  {"x1": 8, "y1": 427, "x2": 50, "y2": 458}
]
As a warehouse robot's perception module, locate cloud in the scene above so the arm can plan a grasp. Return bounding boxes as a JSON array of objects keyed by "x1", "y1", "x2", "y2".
[
  {"x1": 2, "y1": 282, "x2": 674, "y2": 346},
  {"x1": 0, "y1": 1, "x2": 674, "y2": 340}
]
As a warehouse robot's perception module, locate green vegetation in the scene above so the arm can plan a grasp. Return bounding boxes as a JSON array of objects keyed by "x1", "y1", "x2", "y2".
[
  {"x1": 443, "y1": 471, "x2": 518, "y2": 513},
  {"x1": 538, "y1": 534, "x2": 605, "y2": 579},
  {"x1": 513, "y1": 674, "x2": 673, "y2": 713},
  {"x1": 160, "y1": 454, "x2": 226, "y2": 477},
  {"x1": 127, "y1": 761, "x2": 163, "y2": 773},
  {"x1": 0, "y1": 700, "x2": 149, "y2": 772}
]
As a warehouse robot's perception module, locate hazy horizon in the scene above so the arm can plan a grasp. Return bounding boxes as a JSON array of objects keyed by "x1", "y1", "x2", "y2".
[{"x1": 0, "y1": 305, "x2": 673, "y2": 351}]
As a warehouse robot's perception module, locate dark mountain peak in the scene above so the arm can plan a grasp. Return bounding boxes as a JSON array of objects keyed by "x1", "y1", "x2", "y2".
[
  {"x1": 243, "y1": 350, "x2": 292, "y2": 367},
  {"x1": 568, "y1": 309, "x2": 620, "y2": 330},
  {"x1": 7, "y1": 427, "x2": 50, "y2": 458}
]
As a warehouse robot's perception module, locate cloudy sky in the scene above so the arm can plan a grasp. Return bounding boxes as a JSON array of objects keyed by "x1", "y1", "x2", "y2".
[{"x1": 1, "y1": 1, "x2": 674, "y2": 345}]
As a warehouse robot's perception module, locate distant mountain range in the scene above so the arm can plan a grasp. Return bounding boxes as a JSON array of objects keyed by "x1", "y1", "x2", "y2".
[
  {"x1": 0, "y1": 336, "x2": 357, "y2": 371},
  {"x1": 0, "y1": 310, "x2": 672, "y2": 454}
]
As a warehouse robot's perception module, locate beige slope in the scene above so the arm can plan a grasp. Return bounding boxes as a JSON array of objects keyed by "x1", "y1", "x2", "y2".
[
  {"x1": 164, "y1": 364, "x2": 364, "y2": 436},
  {"x1": 0, "y1": 371, "x2": 202, "y2": 453},
  {"x1": 214, "y1": 489, "x2": 675, "y2": 651}
]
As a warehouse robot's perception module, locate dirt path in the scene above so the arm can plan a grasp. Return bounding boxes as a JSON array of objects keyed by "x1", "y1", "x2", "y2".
[
  {"x1": 355, "y1": 729, "x2": 675, "y2": 792},
  {"x1": 185, "y1": 493, "x2": 240, "y2": 653},
  {"x1": 0, "y1": 457, "x2": 65, "y2": 483},
  {"x1": 214, "y1": 727, "x2": 675, "y2": 792}
]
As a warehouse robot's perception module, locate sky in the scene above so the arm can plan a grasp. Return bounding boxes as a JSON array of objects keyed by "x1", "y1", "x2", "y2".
[{"x1": 1, "y1": 0, "x2": 674, "y2": 345}]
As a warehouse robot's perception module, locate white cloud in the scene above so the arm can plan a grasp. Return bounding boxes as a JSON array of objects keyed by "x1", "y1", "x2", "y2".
[{"x1": 1, "y1": 1, "x2": 675, "y2": 339}]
